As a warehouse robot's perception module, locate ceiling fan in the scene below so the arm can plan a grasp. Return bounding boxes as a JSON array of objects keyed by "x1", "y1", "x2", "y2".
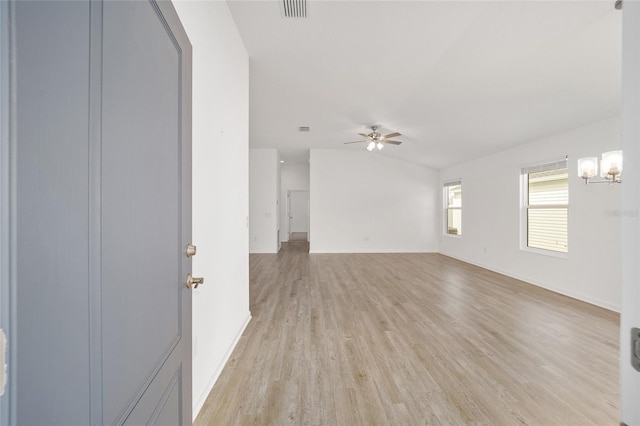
[{"x1": 344, "y1": 126, "x2": 403, "y2": 151}]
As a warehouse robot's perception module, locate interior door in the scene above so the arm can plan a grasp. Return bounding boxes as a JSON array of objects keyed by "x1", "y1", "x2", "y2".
[
  {"x1": 289, "y1": 190, "x2": 309, "y2": 237},
  {"x1": 100, "y1": 1, "x2": 192, "y2": 424},
  {"x1": 10, "y1": 1, "x2": 192, "y2": 424},
  {"x1": 0, "y1": 2, "x2": 8, "y2": 425}
]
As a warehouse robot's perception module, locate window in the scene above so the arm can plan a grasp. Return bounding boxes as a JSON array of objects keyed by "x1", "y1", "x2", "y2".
[
  {"x1": 521, "y1": 159, "x2": 568, "y2": 254},
  {"x1": 444, "y1": 180, "x2": 462, "y2": 236}
]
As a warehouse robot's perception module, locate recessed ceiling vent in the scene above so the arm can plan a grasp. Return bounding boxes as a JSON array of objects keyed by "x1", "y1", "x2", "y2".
[
  {"x1": 298, "y1": 126, "x2": 310, "y2": 132},
  {"x1": 282, "y1": 0, "x2": 307, "y2": 18}
]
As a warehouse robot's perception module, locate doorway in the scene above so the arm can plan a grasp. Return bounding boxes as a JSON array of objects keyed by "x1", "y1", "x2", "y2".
[{"x1": 288, "y1": 190, "x2": 309, "y2": 242}]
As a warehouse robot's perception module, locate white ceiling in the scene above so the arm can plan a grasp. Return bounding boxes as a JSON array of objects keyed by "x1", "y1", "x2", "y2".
[{"x1": 227, "y1": 0, "x2": 620, "y2": 168}]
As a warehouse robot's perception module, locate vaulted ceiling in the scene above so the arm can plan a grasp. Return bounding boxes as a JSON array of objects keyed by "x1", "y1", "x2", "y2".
[{"x1": 227, "y1": 0, "x2": 620, "y2": 168}]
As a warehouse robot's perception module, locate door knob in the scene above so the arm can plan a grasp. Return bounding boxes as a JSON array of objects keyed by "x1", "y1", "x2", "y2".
[
  {"x1": 186, "y1": 273, "x2": 204, "y2": 289},
  {"x1": 186, "y1": 244, "x2": 197, "y2": 257}
]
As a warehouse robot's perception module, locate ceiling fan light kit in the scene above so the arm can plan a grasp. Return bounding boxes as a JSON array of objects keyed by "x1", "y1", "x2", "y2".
[{"x1": 344, "y1": 125, "x2": 404, "y2": 152}]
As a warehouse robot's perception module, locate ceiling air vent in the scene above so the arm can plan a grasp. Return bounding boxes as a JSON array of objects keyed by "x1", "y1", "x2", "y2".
[
  {"x1": 298, "y1": 126, "x2": 310, "y2": 132},
  {"x1": 282, "y1": 0, "x2": 307, "y2": 18}
]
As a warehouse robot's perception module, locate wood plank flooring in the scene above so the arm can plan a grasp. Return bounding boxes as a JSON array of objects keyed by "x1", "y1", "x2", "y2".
[{"x1": 195, "y1": 242, "x2": 619, "y2": 425}]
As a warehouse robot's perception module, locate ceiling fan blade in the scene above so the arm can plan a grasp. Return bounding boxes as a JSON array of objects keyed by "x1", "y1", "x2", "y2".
[
  {"x1": 344, "y1": 141, "x2": 366, "y2": 144},
  {"x1": 358, "y1": 133, "x2": 372, "y2": 139},
  {"x1": 382, "y1": 132, "x2": 401, "y2": 139},
  {"x1": 383, "y1": 140, "x2": 402, "y2": 145}
]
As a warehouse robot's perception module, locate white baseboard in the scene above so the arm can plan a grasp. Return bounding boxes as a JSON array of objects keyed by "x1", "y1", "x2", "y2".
[
  {"x1": 308, "y1": 248, "x2": 438, "y2": 254},
  {"x1": 192, "y1": 312, "x2": 252, "y2": 421},
  {"x1": 439, "y1": 251, "x2": 620, "y2": 313}
]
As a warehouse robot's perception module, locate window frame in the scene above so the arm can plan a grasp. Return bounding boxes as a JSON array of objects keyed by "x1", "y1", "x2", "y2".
[
  {"x1": 443, "y1": 179, "x2": 462, "y2": 238},
  {"x1": 520, "y1": 159, "x2": 568, "y2": 258}
]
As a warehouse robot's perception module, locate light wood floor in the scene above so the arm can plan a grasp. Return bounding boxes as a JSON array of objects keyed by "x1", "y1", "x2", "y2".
[{"x1": 195, "y1": 242, "x2": 619, "y2": 425}]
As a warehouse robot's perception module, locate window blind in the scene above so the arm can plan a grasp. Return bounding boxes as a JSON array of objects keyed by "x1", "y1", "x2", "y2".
[
  {"x1": 443, "y1": 178, "x2": 462, "y2": 187},
  {"x1": 521, "y1": 158, "x2": 568, "y2": 175},
  {"x1": 528, "y1": 209, "x2": 568, "y2": 252}
]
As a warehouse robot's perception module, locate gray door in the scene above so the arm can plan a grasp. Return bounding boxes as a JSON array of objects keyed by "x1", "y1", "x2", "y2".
[
  {"x1": 9, "y1": 1, "x2": 192, "y2": 424},
  {"x1": 0, "y1": 2, "x2": 8, "y2": 425},
  {"x1": 100, "y1": 1, "x2": 192, "y2": 424}
]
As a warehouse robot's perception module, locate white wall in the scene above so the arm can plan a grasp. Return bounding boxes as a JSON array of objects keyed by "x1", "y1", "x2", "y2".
[
  {"x1": 249, "y1": 149, "x2": 279, "y2": 253},
  {"x1": 440, "y1": 117, "x2": 621, "y2": 311},
  {"x1": 173, "y1": 2, "x2": 250, "y2": 420},
  {"x1": 309, "y1": 149, "x2": 439, "y2": 253},
  {"x1": 620, "y1": 2, "x2": 640, "y2": 423},
  {"x1": 279, "y1": 163, "x2": 310, "y2": 242}
]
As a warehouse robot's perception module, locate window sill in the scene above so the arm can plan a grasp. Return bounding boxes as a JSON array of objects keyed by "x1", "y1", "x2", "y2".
[
  {"x1": 520, "y1": 246, "x2": 567, "y2": 259},
  {"x1": 443, "y1": 233, "x2": 462, "y2": 239}
]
